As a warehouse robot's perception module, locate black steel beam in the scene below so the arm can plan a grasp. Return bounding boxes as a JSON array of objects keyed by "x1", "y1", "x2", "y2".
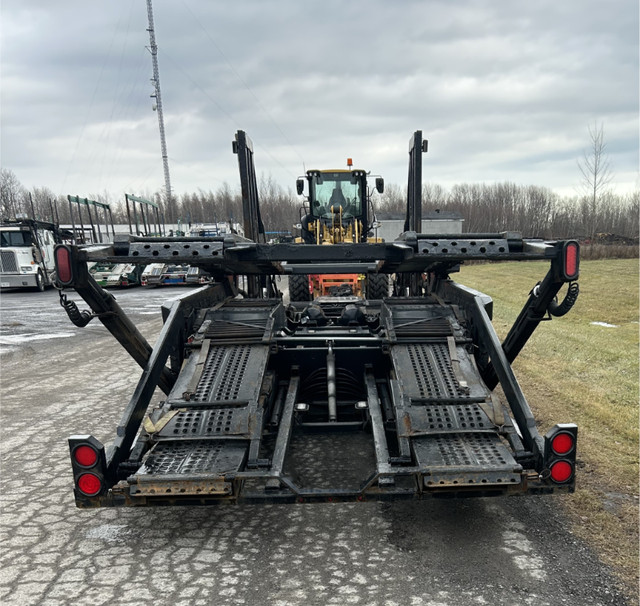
[
  {"x1": 106, "y1": 299, "x2": 186, "y2": 478},
  {"x1": 404, "y1": 130, "x2": 426, "y2": 233},
  {"x1": 73, "y1": 236, "x2": 561, "y2": 278},
  {"x1": 365, "y1": 369, "x2": 393, "y2": 475},
  {"x1": 447, "y1": 282, "x2": 544, "y2": 459},
  {"x1": 57, "y1": 247, "x2": 177, "y2": 394},
  {"x1": 269, "y1": 370, "x2": 300, "y2": 478}
]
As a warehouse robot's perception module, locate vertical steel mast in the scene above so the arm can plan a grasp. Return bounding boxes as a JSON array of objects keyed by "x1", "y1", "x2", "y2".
[{"x1": 145, "y1": 0, "x2": 172, "y2": 205}]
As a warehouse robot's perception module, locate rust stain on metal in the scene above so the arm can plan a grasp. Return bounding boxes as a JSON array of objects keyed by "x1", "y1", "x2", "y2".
[{"x1": 133, "y1": 478, "x2": 232, "y2": 496}]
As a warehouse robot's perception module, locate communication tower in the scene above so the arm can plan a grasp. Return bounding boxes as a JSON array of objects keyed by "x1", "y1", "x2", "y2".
[{"x1": 145, "y1": 0, "x2": 172, "y2": 204}]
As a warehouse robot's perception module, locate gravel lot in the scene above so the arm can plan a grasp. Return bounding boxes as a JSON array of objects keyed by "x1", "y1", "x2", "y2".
[{"x1": 0, "y1": 286, "x2": 629, "y2": 606}]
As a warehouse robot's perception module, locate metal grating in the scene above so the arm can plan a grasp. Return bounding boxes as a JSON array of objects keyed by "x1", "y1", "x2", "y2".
[
  {"x1": 405, "y1": 343, "x2": 466, "y2": 400},
  {"x1": 157, "y1": 407, "x2": 249, "y2": 438},
  {"x1": 399, "y1": 403, "x2": 493, "y2": 437},
  {"x1": 137, "y1": 439, "x2": 247, "y2": 476},
  {"x1": 0, "y1": 250, "x2": 18, "y2": 273},
  {"x1": 431, "y1": 433, "x2": 508, "y2": 467},
  {"x1": 393, "y1": 317, "x2": 453, "y2": 340},
  {"x1": 204, "y1": 319, "x2": 267, "y2": 344},
  {"x1": 194, "y1": 345, "x2": 250, "y2": 402},
  {"x1": 412, "y1": 432, "x2": 522, "y2": 487}
]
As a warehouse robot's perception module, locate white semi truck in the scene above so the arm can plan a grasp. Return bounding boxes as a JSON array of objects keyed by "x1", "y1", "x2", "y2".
[{"x1": 0, "y1": 219, "x2": 62, "y2": 291}]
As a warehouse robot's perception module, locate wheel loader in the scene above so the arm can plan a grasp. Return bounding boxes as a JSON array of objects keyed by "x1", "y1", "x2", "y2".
[{"x1": 289, "y1": 164, "x2": 389, "y2": 301}]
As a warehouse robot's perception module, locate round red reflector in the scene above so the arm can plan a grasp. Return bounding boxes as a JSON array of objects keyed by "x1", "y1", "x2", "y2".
[
  {"x1": 551, "y1": 432, "x2": 574, "y2": 456},
  {"x1": 77, "y1": 473, "x2": 102, "y2": 496},
  {"x1": 74, "y1": 445, "x2": 98, "y2": 467},
  {"x1": 550, "y1": 460, "x2": 573, "y2": 483}
]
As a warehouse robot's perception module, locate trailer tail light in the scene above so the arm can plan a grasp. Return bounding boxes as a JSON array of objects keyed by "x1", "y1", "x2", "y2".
[
  {"x1": 544, "y1": 424, "x2": 578, "y2": 485},
  {"x1": 55, "y1": 245, "x2": 74, "y2": 286},
  {"x1": 73, "y1": 444, "x2": 98, "y2": 467},
  {"x1": 69, "y1": 435, "x2": 107, "y2": 499},
  {"x1": 549, "y1": 460, "x2": 573, "y2": 483},
  {"x1": 551, "y1": 432, "x2": 575, "y2": 456},
  {"x1": 562, "y1": 241, "x2": 579, "y2": 281},
  {"x1": 77, "y1": 473, "x2": 103, "y2": 496}
]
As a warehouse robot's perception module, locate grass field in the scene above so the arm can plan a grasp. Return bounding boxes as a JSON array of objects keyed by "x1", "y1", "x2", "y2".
[{"x1": 456, "y1": 257, "x2": 639, "y2": 599}]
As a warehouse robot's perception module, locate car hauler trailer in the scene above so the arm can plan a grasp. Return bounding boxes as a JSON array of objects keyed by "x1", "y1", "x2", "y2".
[{"x1": 55, "y1": 130, "x2": 580, "y2": 508}]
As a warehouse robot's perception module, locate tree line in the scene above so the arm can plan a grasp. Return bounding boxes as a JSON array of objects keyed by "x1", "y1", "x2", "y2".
[{"x1": 1, "y1": 167, "x2": 638, "y2": 241}]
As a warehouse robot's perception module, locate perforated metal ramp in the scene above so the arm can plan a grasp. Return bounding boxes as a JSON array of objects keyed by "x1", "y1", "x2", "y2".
[
  {"x1": 129, "y1": 299, "x2": 277, "y2": 495},
  {"x1": 388, "y1": 304, "x2": 522, "y2": 487},
  {"x1": 413, "y1": 433, "x2": 522, "y2": 487},
  {"x1": 391, "y1": 342, "x2": 489, "y2": 402},
  {"x1": 130, "y1": 440, "x2": 247, "y2": 496}
]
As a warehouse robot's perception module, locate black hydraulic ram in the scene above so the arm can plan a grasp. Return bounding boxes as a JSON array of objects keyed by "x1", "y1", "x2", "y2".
[
  {"x1": 54, "y1": 243, "x2": 177, "y2": 395},
  {"x1": 483, "y1": 240, "x2": 580, "y2": 390}
]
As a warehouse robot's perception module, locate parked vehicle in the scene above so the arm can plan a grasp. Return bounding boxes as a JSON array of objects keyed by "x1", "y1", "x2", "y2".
[
  {"x1": 88, "y1": 261, "x2": 141, "y2": 287},
  {"x1": 0, "y1": 218, "x2": 63, "y2": 291},
  {"x1": 290, "y1": 164, "x2": 387, "y2": 300}
]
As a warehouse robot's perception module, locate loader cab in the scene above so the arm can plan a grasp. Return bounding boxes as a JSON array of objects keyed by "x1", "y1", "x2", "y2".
[
  {"x1": 296, "y1": 168, "x2": 384, "y2": 244},
  {"x1": 308, "y1": 170, "x2": 365, "y2": 220}
]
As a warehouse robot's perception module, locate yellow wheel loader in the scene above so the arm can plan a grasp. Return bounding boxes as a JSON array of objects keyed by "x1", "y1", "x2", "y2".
[{"x1": 290, "y1": 166, "x2": 389, "y2": 301}]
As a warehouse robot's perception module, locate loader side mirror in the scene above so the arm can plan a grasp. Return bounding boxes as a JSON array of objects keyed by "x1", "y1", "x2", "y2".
[
  {"x1": 375, "y1": 177, "x2": 384, "y2": 194},
  {"x1": 296, "y1": 179, "x2": 305, "y2": 195}
]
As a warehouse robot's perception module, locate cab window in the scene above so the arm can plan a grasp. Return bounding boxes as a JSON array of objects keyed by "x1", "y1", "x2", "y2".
[
  {"x1": 1, "y1": 230, "x2": 32, "y2": 247},
  {"x1": 310, "y1": 173, "x2": 362, "y2": 218}
]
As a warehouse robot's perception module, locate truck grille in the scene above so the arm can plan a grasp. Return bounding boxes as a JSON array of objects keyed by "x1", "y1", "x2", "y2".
[{"x1": 0, "y1": 250, "x2": 18, "y2": 273}]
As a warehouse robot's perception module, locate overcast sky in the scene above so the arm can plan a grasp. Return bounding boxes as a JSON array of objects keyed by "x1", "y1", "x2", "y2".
[{"x1": 1, "y1": 0, "x2": 638, "y2": 203}]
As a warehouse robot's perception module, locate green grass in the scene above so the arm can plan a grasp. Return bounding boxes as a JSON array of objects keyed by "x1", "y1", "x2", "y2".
[{"x1": 456, "y1": 257, "x2": 639, "y2": 599}]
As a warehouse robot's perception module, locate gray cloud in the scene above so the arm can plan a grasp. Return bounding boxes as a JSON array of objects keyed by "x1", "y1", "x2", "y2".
[{"x1": 1, "y1": 0, "x2": 637, "y2": 202}]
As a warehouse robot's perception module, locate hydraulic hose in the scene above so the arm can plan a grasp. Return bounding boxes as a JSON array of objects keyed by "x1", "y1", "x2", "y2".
[
  {"x1": 58, "y1": 290, "x2": 94, "y2": 327},
  {"x1": 548, "y1": 282, "x2": 580, "y2": 317}
]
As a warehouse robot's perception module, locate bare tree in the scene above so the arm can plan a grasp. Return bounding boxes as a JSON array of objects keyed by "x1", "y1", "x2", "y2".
[
  {"x1": 578, "y1": 122, "x2": 614, "y2": 239},
  {"x1": 0, "y1": 168, "x2": 26, "y2": 218}
]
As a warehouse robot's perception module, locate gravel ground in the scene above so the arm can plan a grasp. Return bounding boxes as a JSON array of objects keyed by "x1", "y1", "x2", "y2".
[{"x1": 0, "y1": 286, "x2": 629, "y2": 606}]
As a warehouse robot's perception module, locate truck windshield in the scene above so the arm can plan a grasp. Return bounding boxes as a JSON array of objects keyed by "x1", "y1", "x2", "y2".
[
  {"x1": 1, "y1": 230, "x2": 32, "y2": 247},
  {"x1": 310, "y1": 172, "x2": 362, "y2": 218}
]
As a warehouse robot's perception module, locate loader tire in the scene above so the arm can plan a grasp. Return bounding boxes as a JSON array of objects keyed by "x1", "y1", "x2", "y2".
[
  {"x1": 288, "y1": 274, "x2": 311, "y2": 302},
  {"x1": 365, "y1": 273, "x2": 389, "y2": 299}
]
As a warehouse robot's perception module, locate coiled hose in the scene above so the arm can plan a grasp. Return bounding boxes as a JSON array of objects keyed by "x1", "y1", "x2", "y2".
[
  {"x1": 58, "y1": 290, "x2": 94, "y2": 327},
  {"x1": 548, "y1": 282, "x2": 580, "y2": 317}
]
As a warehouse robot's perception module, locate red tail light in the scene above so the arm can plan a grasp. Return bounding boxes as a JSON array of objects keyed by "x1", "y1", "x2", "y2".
[
  {"x1": 551, "y1": 432, "x2": 575, "y2": 456},
  {"x1": 73, "y1": 444, "x2": 98, "y2": 467},
  {"x1": 55, "y1": 245, "x2": 73, "y2": 285},
  {"x1": 562, "y1": 241, "x2": 579, "y2": 280},
  {"x1": 77, "y1": 473, "x2": 103, "y2": 496},
  {"x1": 69, "y1": 435, "x2": 107, "y2": 501},
  {"x1": 550, "y1": 460, "x2": 573, "y2": 483},
  {"x1": 544, "y1": 423, "x2": 578, "y2": 487}
]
